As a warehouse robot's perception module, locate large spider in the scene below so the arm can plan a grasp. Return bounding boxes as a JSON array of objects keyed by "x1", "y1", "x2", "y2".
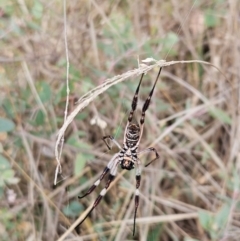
[{"x1": 77, "y1": 67, "x2": 162, "y2": 236}]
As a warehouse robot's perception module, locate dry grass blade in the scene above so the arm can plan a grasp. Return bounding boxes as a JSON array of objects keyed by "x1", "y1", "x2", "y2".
[{"x1": 98, "y1": 212, "x2": 199, "y2": 226}]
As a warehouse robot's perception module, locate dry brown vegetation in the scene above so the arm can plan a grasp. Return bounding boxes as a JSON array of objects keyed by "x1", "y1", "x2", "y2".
[{"x1": 1, "y1": 0, "x2": 240, "y2": 240}]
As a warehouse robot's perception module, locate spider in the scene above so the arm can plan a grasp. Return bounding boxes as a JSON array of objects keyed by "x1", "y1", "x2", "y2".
[{"x1": 77, "y1": 67, "x2": 162, "y2": 236}]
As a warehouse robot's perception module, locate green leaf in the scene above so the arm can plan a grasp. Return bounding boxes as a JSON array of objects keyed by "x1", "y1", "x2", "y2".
[
  {"x1": 0, "y1": 187, "x2": 3, "y2": 198},
  {"x1": 0, "y1": 155, "x2": 19, "y2": 186},
  {"x1": 190, "y1": 118, "x2": 205, "y2": 127},
  {"x1": 2, "y1": 98, "x2": 15, "y2": 119},
  {"x1": 204, "y1": 9, "x2": 219, "y2": 27},
  {"x1": 209, "y1": 108, "x2": 231, "y2": 124},
  {"x1": 5, "y1": 177, "x2": 19, "y2": 185},
  {"x1": 0, "y1": 170, "x2": 14, "y2": 187},
  {"x1": 63, "y1": 201, "x2": 83, "y2": 218},
  {"x1": 69, "y1": 65, "x2": 81, "y2": 82},
  {"x1": 2, "y1": 169, "x2": 14, "y2": 179},
  {"x1": 232, "y1": 167, "x2": 240, "y2": 190},
  {"x1": 0, "y1": 208, "x2": 13, "y2": 220},
  {"x1": 38, "y1": 82, "x2": 52, "y2": 103},
  {"x1": 67, "y1": 135, "x2": 92, "y2": 149},
  {"x1": 0, "y1": 178, "x2": 4, "y2": 187},
  {"x1": 0, "y1": 117, "x2": 15, "y2": 132},
  {"x1": 74, "y1": 153, "x2": 88, "y2": 176},
  {"x1": 31, "y1": 0, "x2": 43, "y2": 19},
  {"x1": 165, "y1": 32, "x2": 179, "y2": 47},
  {"x1": 198, "y1": 210, "x2": 213, "y2": 231},
  {"x1": 75, "y1": 112, "x2": 88, "y2": 121},
  {"x1": 161, "y1": 32, "x2": 179, "y2": 56},
  {"x1": 0, "y1": 2, "x2": 14, "y2": 15},
  {"x1": 0, "y1": 154, "x2": 11, "y2": 170},
  {"x1": 147, "y1": 223, "x2": 163, "y2": 240},
  {"x1": 156, "y1": 99, "x2": 172, "y2": 112},
  {"x1": 35, "y1": 110, "x2": 45, "y2": 126},
  {"x1": 27, "y1": 21, "x2": 41, "y2": 30},
  {"x1": 214, "y1": 203, "x2": 230, "y2": 230},
  {"x1": 82, "y1": 77, "x2": 95, "y2": 93}
]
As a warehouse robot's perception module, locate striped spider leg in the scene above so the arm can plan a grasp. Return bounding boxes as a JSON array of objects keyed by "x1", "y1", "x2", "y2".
[{"x1": 77, "y1": 67, "x2": 162, "y2": 236}]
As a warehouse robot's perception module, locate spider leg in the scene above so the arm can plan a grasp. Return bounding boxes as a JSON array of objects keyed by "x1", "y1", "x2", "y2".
[
  {"x1": 128, "y1": 73, "x2": 144, "y2": 123},
  {"x1": 78, "y1": 153, "x2": 118, "y2": 199},
  {"x1": 123, "y1": 74, "x2": 144, "y2": 143},
  {"x1": 102, "y1": 135, "x2": 122, "y2": 150},
  {"x1": 76, "y1": 158, "x2": 119, "y2": 233},
  {"x1": 133, "y1": 162, "x2": 142, "y2": 236},
  {"x1": 138, "y1": 67, "x2": 162, "y2": 144},
  {"x1": 138, "y1": 147, "x2": 159, "y2": 167}
]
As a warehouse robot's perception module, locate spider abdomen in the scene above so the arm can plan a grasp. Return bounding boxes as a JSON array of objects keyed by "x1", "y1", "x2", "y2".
[{"x1": 126, "y1": 123, "x2": 140, "y2": 148}]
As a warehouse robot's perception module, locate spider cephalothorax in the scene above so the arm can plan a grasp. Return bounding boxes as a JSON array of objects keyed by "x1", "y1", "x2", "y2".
[
  {"x1": 77, "y1": 68, "x2": 162, "y2": 236},
  {"x1": 120, "y1": 157, "x2": 135, "y2": 170}
]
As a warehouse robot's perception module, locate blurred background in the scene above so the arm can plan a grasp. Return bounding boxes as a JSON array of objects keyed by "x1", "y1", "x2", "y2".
[{"x1": 1, "y1": 0, "x2": 240, "y2": 240}]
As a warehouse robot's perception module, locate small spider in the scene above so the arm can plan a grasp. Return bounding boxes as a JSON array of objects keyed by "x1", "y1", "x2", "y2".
[{"x1": 77, "y1": 67, "x2": 162, "y2": 236}]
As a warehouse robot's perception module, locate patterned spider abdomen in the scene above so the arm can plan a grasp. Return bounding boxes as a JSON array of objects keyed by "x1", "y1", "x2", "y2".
[
  {"x1": 126, "y1": 123, "x2": 140, "y2": 148},
  {"x1": 119, "y1": 123, "x2": 140, "y2": 170}
]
